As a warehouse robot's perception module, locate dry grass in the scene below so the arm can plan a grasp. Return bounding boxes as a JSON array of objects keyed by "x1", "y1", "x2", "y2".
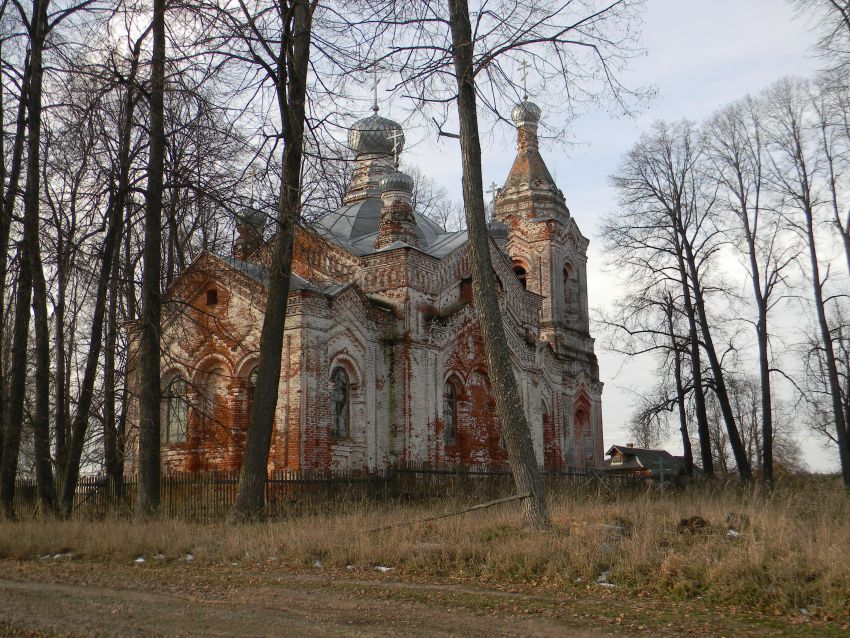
[{"x1": 1, "y1": 478, "x2": 848, "y2": 621}]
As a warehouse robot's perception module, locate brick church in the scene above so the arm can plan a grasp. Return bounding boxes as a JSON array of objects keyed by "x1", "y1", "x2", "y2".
[{"x1": 127, "y1": 97, "x2": 604, "y2": 474}]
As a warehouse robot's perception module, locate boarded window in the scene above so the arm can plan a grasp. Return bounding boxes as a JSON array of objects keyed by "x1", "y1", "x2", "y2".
[{"x1": 330, "y1": 367, "x2": 350, "y2": 438}]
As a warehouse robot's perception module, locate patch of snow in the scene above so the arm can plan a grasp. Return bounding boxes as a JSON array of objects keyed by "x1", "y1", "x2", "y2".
[
  {"x1": 726, "y1": 529, "x2": 742, "y2": 539},
  {"x1": 134, "y1": 557, "x2": 145, "y2": 564},
  {"x1": 346, "y1": 565, "x2": 355, "y2": 571},
  {"x1": 154, "y1": 553, "x2": 165, "y2": 561},
  {"x1": 375, "y1": 566, "x2": 394, "y2": 573},
  {"x1": 52, "y1": 552, "x2": 73, "y2": 560},
  {"x1": 312, "y1": 559, "x2": 323, "y2": 568},
  {"x1": 182, "y1": 553, "x2": 195, "y2": 562}
]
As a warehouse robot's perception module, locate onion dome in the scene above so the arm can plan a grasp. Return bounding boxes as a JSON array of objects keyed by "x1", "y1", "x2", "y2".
[
  {"x1": 239, "y1": 201, "x2": 265, "y2": 227},
  {"x1": 348, "y1": 113, "x2": 405, "y2": 156},
  {"x1": 511, "y1": 99, "x2": 542, "y2": 127},
  {"x1": 379, "y1": 169, "x2": 414, "y2": 193}
]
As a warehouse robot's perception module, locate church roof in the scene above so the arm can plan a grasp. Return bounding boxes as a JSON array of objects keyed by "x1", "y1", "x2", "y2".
[
  {"x1": 220, "y1": 255, "x2": 317, "y2": 291},
  {"x1": 313, "y1": 197, "x2": 464, "y2": 258}
]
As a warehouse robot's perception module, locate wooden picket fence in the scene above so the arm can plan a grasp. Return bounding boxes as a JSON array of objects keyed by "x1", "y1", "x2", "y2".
[{"x1": 12, "y1": 463, "x2": 648, "y2": 521}]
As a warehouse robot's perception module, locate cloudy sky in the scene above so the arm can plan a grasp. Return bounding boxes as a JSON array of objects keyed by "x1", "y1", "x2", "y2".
[{"x1": 401, "y1": 0, "x2": 836, "y2": 471}]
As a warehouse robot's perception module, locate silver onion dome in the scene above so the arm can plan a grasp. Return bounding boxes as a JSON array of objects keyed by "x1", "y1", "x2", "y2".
[
  {"x1": 239, "y1": 201, "x2": 265, "y2": 227},
  {"x1": 379, "y1": 169, "x2": 414, "y2": 193},
  {"x1": 348, "y1": 113, "x2": 405, "y2": 156},
  {"x1": 511, "y1": 99, "x2": 542, "y2": 126}
]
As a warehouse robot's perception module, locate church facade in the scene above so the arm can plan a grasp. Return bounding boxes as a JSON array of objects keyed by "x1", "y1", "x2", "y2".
[{"x1": 126, "y1": 99, "x2": 604, "y2": 474}]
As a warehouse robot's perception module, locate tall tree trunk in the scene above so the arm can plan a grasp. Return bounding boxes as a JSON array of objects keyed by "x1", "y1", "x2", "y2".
[
  {"x1": 229, "y1": 0, "x2": 314, "y2": 523},
  {"x1": 60, "y1": 191, "x2": 126, "y2": 516},
  {"x1": 447, "y1": 0, "x2": 549, "y2": 528},
  {"x1": 21, "y1": 0, "x2": 56, "y2": 515},
  {"x1": 0, "y1": 240, "x2": 31, "y2": 518},
  {"x1": 136, "y1": 0, "x2": 167, "y2": 518},
  {"x1": 0, "y1": 37, "x2": 5, "y2": 467},
  {"x1": 805, "y1": 203, "x2": 850, "y2": 488},
  {"x1": 676, "y1": 254, "x2": 713, "y2": 476},
  {"x1": 680, "y1": 235, "x2": 752, "y2": 480},
  {"x1": 53, "y1": 242, "x2": 68, "y2": 480},
  {"x1": 104, "y1": 210, "x2": 123, "y2": 499},
  {"x1": 0, "y1": 51, "x2": 30, "y2": 480},
  {"x1": 104, "y1": 35, "x2": 144, "y2": 503},
  {"x1": 665, "y1": 295, "x2": 693, "y2": 476},
  {"x1": 735, "y1": 181, "x2": 773, "y2": 484}
]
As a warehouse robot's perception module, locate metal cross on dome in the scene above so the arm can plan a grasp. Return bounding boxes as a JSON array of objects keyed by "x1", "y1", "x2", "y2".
[
  {"x1": 518, "y1": 59, "x2": 530, "y2": 100},
  {"x1": 371, "y1": 65, "x2": 380, "y2": 112},
  {"x1": 487, "y1": 181, "x2": 499, "y2": 206},
  {"x1": 388, "y1": 129, "x2": 404, "y2": 167}
]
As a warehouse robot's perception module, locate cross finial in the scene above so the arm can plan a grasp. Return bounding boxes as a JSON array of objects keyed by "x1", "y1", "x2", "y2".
[
  {"x1": 372, "y1": 65, "x2": 380, "y2": 113},
  {"x1": 518, "y1": 60, "x2": 530, "y2": 100},
  {"x1": 487, "y1": 181, "x2": 499, "y2": 206},
  {"x1": 388, "y1": 129, "x2": 403, "y2": 166}
]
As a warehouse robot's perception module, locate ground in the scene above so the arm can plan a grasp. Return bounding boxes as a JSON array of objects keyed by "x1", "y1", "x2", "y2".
[{"x1": 0, "y1": 559, "x2": 838, "y2": 637}]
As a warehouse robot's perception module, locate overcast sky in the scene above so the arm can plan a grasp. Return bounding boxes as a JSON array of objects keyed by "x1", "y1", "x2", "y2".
[{"x1": 402, "y1": 0, "x2": 837, "y2": 471}]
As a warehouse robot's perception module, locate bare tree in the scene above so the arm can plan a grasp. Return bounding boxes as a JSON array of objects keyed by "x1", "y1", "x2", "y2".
[
  {"x1": 136, "y1": 0, "x2": 167, "y2": 517},
  {"x1": 793, "y1": 0, "x2": 850, "y2": 77},
  {"x1": 188, "y1": 0, "x2": 320, "y2": 522},
  {"x1": 764, "y1": 77, "x2": 850, "y2": 488},
  {"x1": 704, "y1": 96, "x2": 795, "y2": 484}
]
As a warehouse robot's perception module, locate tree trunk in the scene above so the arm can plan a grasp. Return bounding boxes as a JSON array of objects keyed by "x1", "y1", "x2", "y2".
[
  {"x1": 666, "y1": 296, "x2": 693, "y2": 476},
  {"x1": 53, "y1": 241, "x2": 69, "y2": 480},
  {"x1": 804, "y1": 203, "x2": 850, "y2": 488},
  {"x1": 677, "y1": 258, "x2": 713, "y2": 476},
  {"x1": 0, "y1": 51, "x2": 30, "y2": 484},
  {"x1": 447, "y1": 0, "x2": 549, "y2": 528},
  {"x1": 104, "y1": 36, "x2": 144, "y2": 503},
  {"x1": 680, "y1": 234, "x2": 752, "y2": 480},
  {"x1": 104, "y1": 221, "x2": 124, "y2": 500},
  {"x1": 60, "y1": 190, "x2": 126, "y2": 516},
  {"x1": 19, "y1": 0, "x2": 57, "y2": 516},
  {"x1": 228, "y1": 0, "x2": 314, "y2": 523},
  {"x1": 136, "y1": 0, "x2": 167, "y2": 518}
]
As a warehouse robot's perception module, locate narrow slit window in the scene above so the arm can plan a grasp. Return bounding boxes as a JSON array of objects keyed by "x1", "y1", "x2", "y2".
[
  {"x1": 442, "y1": 380, "x2": 458, "y2": 444},
  {"x1": 330, "y1": 367, "x2": 350, "y2": 438}
]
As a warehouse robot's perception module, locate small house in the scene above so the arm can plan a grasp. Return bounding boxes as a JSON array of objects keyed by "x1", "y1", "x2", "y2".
[{"x1": 605, "y1": 444, "x2": 685, "y2": 479}]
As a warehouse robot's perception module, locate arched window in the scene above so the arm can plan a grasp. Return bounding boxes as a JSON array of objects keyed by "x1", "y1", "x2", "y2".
[
  {"x1": 330, "y1": 367, "x2": 350, "y2": 438},
  {"x1": 442, "y1": 379, "x2": 459, "y2": 444},
  {"x1": 512, "y1": 261, "x2": 527, "y2": 289},
  {"x1": 563, "y1": 263, "x2": 578, "y2": 313},
  {"x1": 164, "y1": 377, "x2": 189, "y2": 443},
  {"x1": 246, "y1": 366, "x2": 258, "y2": 416}
]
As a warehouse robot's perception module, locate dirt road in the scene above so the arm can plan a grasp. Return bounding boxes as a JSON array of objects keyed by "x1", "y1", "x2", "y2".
[
  {"x1": 0, "y1": 561, "x2": 618, "y2": 638},
  {"x1": 0, "y1": 560, "x2": 830, "y2": 637}
]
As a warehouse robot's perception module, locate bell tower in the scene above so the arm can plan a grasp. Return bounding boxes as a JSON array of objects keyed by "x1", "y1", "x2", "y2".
[{"x1": 493, "y1": 99, "x2": 591, "y2": 353}]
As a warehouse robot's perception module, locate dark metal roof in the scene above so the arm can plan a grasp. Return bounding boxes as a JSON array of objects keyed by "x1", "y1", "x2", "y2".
[{"x1": 313, "y1": 197, "x2": 464, "y2": 258}]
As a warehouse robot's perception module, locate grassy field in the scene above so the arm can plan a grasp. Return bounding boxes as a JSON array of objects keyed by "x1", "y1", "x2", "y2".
[{"x1": 1, "y1": 477, "x2": 848, "y2": 629}]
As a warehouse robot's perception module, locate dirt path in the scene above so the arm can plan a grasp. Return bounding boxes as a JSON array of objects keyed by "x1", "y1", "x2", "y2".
[
  {"x1": 0, "y1": 563, "x2": 615, "y2": 638},
  {"x1": 0, "y1": 560, "x2": 831, "y2": 637}
]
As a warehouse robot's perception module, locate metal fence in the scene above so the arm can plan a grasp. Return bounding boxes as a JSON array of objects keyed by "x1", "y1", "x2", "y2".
[{"x1": 12, "y1": 463, "x2": 649, "y2": 520}]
